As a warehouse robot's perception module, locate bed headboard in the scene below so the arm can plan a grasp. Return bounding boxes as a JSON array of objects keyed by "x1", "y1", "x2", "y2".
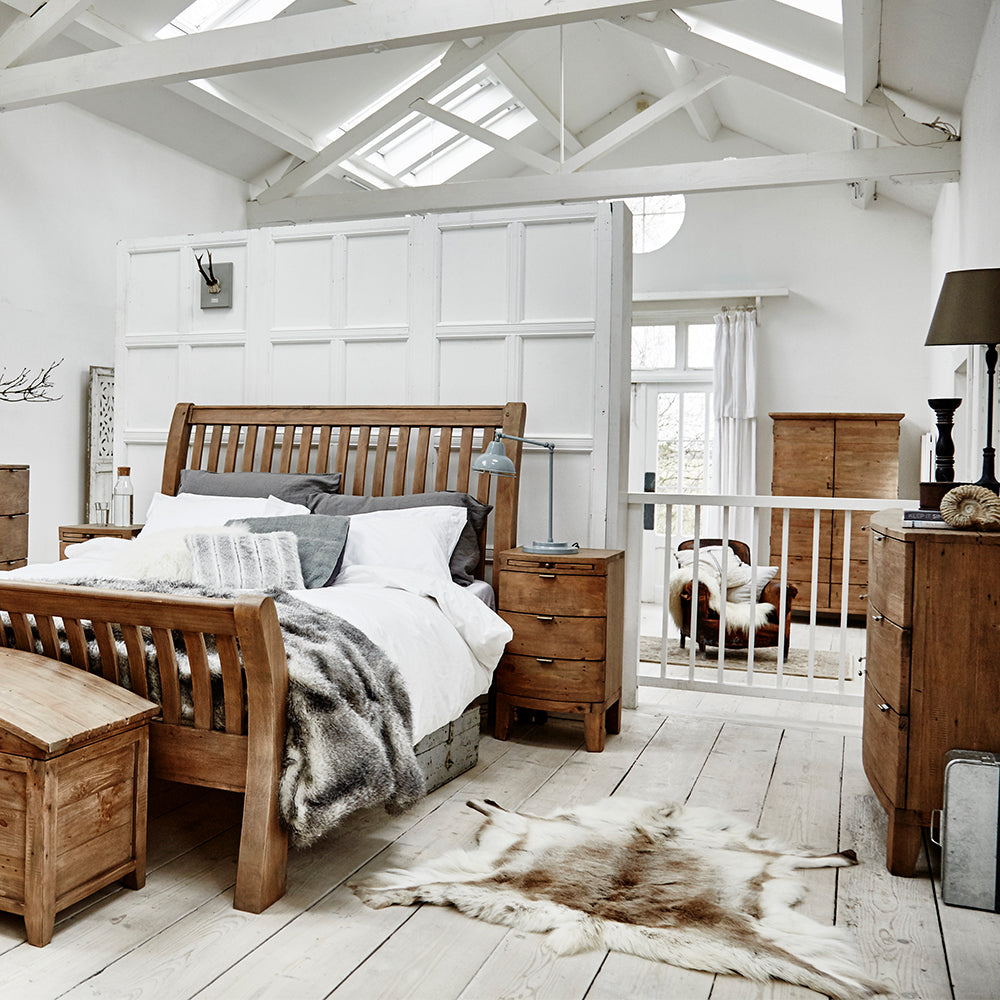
[{"x1": 161, "y1": 402, "x2": 527, "y2": 582}]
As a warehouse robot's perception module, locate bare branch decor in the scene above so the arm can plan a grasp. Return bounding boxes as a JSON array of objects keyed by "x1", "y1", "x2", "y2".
[{"x1": 0, "y1": 359, "x2": 63, "y2": 402}]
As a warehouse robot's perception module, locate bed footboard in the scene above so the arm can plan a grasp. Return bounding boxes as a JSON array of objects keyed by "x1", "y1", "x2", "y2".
[{"x1": 0, "y1": 580, "x2": 289, "y2": 914}]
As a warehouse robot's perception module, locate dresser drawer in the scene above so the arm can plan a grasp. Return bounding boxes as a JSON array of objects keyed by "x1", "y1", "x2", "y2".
[
  {"x1": 0, "y1": 514, "x2": 28, "y2": 561},
  {"x1": 499, "y1": 611, "x2": 605, "y2": 660},
  {"x1": 867, "y1": 530, "x2": 913, "y2": 626},
  {"x1": 862, "y1": 678, "x2": 908, "y2": 807},
  {"x1": 499, "y1": 571, "x2": 607, "y2": 616},
  {"x1": 866, "y1": 604, "x2": 911, "y2": 713},
  {"x1": 496, "y1": 654, "x2": 606, "y2": 702},
  {"x1": 0, "y1": 468, "x2": 28, "y2": 517}
]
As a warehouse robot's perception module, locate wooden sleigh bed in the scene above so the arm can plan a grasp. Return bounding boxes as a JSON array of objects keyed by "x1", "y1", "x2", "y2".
[{"x1": 0, "y1": 401, "x2": 526, "y2": 914}]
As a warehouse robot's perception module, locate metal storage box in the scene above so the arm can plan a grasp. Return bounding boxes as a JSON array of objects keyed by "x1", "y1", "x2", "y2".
[{"x1": 936, "y1": 749, "x2": 1000, "y2": 911}]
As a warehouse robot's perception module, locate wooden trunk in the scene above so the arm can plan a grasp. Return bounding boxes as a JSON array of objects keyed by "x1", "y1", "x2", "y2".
[{"x1": 770, "y1": 413, "x2": 901, "y2": 617}]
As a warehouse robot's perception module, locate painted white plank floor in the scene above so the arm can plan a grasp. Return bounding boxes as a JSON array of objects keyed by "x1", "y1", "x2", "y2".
[{"x1": 1, "y1": 690, "x2": 996, "y2": 1000}]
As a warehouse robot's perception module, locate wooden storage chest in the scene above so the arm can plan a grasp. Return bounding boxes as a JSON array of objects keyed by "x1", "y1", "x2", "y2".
[
  {"x1": 0, "y1": 648, "x2": 160, "y2": 945},
  {"x1": 0, "y1": 465, "x2": 28, "y2": 570}
]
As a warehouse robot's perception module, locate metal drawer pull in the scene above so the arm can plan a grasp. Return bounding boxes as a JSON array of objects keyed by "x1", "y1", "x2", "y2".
[
  {"x1": 538, "y1": 573, "x2": 557, "y2": 579},
  {"x1": 536, "y1": 615, "x2": 554, "y2": 622},
  {"x1": 878, "y1": 703, "x2": 891, "y2": 713},
  {"x1": 536, "y1": 657, "x2": 554, "y2": 664},
  {"x1": 871, "y1": 613, "x2": 883, "y2": 623}
]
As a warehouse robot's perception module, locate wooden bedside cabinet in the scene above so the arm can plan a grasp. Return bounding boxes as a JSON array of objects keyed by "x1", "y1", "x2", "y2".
[
  {"x1": 494, "y1": 547, "x2": 624, "y2": 752},
  {"x1": 59, "y1": 524, "x2": 143, "y2": 559}
]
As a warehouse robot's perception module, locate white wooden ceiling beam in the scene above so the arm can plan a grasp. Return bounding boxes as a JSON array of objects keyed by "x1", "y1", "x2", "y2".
[
  {"x1": 485, "y1": 53, "x2": 584, "y2": 155},
  {"x1": 560, "y1": 68, "x2": 726, "y2": 171},
  {"x1": 0, "y1": 0, "x2": 92, "y2": 69},
  {"x1": 0, "y1": 0, "x2": 686, "y2": 112},
  {"x1": 256, "y1": 35, "x2": 513, "y2": 204},
  {"x1": 616, "y1": 13, "x2": 947, "y2": 146},
  {"x1": 410, "y1": 97, "x2": 560, "y2": 174},
  {"x1": 247, "y1": 142, "x2": 960, "y2": 227},
  {"x1": 841, "y1": 0, "x2": 882, "y2": 106}
]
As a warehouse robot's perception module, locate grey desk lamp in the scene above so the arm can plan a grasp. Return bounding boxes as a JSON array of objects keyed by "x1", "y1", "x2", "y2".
[
  {"x1": 925, "y1": 268, "x2": 1000, "y2": 494},
  {"x1": 472, "y1": 431, "x2": 579, "y2": 555}
]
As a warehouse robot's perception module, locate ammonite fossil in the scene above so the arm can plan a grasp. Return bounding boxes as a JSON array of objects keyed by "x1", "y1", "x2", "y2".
[{"x1": 939, "y1": 484, "x2": 1000, "y2": 530}]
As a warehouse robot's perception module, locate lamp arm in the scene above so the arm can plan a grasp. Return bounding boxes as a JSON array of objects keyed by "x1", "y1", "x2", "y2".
[{"x1": 492, "y1": 430, "x2": 556, "y2": 452}]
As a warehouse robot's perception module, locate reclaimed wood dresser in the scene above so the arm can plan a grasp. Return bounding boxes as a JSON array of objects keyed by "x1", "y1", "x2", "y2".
[
  {"x1": 864, "y1": 509, "x2": 1000, "y2": 875},
  {"x1": 493, "y1": 547, "x2": 624, "y2": 752},
  {"x1": 0, "y1": 465, "x2": 29, "y2": 569}
]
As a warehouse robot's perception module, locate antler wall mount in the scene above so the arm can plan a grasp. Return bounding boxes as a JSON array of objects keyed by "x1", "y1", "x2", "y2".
[{"x1": 194, "y1": 249, "x2": 233, "y2": 309}]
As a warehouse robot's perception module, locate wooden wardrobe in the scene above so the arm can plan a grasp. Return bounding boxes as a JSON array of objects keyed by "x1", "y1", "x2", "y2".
[{"x1": 769, "y1": 413, "x2": 901, "y2": 617}]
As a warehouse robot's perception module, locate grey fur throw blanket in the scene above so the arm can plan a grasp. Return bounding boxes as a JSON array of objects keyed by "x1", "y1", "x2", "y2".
[{"x1": 2, "y1": 578, "x2": 425, "y2": 846}]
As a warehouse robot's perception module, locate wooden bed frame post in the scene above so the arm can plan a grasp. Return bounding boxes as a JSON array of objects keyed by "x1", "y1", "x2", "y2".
[
  {"x1": 232, "y1": 596, "x2": 289, "y2": 913},
  {"x1": 161, "y1": 403, "x2": 195, "y2": 496}
]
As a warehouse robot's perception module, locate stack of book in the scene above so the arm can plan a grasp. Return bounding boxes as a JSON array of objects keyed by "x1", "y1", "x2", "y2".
[{"x1": 901, "y1": 509, "x2": 948, "y2": 528}]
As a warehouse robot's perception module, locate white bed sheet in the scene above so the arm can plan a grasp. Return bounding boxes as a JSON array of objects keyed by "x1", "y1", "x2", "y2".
[{"x1": 3, "y1": 539, "x2": 511, "y2": 743}]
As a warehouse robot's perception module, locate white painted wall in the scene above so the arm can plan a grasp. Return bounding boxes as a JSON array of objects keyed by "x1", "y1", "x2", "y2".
[
  {"x1": 0, "y1": 104, "x2": 248, "y2": 563},
  {"x1": 632, "y1": 181, "x2": 933, "y2": 499}
]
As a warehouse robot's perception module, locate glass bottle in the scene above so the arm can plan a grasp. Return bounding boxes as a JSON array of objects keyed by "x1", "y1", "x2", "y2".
[{"x1": 111, "y1": 466, "x2": 134, "y2": 526}]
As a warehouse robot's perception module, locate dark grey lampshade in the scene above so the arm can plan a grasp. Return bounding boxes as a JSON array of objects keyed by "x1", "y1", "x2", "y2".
[{"x1": 926, "y1": 268, "x2": 1000, "y2": 346}]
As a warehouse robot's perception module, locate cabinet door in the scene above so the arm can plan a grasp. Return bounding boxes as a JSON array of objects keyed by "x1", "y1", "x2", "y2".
[
  {"x1": 833, "y1": 418, "x2": 899, "y2": 498},
  {"x1": 771, "y1": 419, "x2": 834, "y2": 495}
]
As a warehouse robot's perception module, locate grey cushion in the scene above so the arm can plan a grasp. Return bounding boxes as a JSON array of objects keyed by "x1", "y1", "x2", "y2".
[
  {"x1": 228, "y1": 514, "x2": 350, "y2": 588},
  {"x1": 306, "y1": 491, "x2": 491, "y2": 586},
  {"x1": 179, "y1": 469, "x2": 343, "y2": 505}
]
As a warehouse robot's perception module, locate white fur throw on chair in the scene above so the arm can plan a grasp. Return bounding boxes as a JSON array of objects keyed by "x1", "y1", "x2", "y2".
[{"x1": 668, "y1": 554, "x2": 774, "y2": 635}]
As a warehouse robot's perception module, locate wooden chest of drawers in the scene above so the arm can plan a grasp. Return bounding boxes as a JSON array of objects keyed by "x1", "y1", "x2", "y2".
[
  {"x1": 0, "y1": 465, "x2": 29, "y2": 570},
  {"x1": 493, "y1": 548, "x2": 624, "y2": 752},
  {"x1": 863, "y1": 509, "x2": 1000, "y2": 875}
]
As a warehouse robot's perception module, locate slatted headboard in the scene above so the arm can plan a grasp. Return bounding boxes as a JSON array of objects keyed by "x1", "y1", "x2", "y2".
[{"x1": 161, "y1": 403, "x2": 527, "y2": 582}]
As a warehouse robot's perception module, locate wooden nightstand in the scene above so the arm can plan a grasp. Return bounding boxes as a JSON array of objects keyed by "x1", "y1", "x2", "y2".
[
  {"x1": 493, "y1": 547, "x2": 624, "y2": 752},
  {"x1": 59, "y1": 524, "x2": 143, "y2": 559}
]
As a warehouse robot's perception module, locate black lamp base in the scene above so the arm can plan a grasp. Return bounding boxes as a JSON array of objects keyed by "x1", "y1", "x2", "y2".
[{"x1": 975, "y1": 447, "x2": 1000, "y2": 495}]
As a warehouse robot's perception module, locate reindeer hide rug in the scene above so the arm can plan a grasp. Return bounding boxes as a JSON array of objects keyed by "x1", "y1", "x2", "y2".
[{"x1": 351, "y1": 797, "x2": 883, "y2": 1000}]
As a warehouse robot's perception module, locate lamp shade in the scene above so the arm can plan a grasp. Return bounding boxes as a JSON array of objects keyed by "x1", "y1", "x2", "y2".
[
  {"x1": 926, "y1": 268, "x2": 1000, "y2": 346},
  {"x1": 471, "y1": 439, "x2": 516, "y2": 477}
]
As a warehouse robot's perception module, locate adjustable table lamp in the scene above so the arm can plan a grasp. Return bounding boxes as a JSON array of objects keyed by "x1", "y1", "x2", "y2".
[
  {"x1": 472, "y1": 431, "x2": 579, "y2": 555},
  {"x1": 925, "y1": 268, "x2": 1000, "y2": 494}
]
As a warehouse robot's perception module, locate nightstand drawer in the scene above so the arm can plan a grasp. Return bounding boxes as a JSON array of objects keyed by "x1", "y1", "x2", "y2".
[
  {"x1": 868, "y1": 530, "x2": 913, "y2": 627},
  {"x1": 866, "y1": 604, "x2": 911, "y2": 713},
  {"x1": 862, "y1": 678, "x2": 908, "y2": 807},
  {"x1": 496, "y1": 654, "x2": 606, "y2": 702},
  {"x1": 499, "y1": 611, "x2": 605, "y2": 660},
  {"x1": 499, "y1": 572, "x2": 607, "y2": 616}
]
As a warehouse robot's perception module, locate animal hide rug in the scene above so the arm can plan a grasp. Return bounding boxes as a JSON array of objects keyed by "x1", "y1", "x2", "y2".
[
  {"x1": 1, "y1": 577, "x2": 425, "y2": 846},
  {"x1": 352, "y1": 797, "x2": 884, "y2": 1000},
  {"x1": 668, "y1": 566, "x2": 774, "y2": 635}
]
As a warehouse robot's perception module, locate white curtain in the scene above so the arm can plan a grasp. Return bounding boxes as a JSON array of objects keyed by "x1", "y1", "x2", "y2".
[{"x1": 713, "y1": 307, "x2": 758, "y2": 543}]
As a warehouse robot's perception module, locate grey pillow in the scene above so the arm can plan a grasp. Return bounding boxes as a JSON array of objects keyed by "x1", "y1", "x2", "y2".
[
  {"x1": 306, "y1": 491, "x2": 491, "y2": 586},
  {"x1": 227, "y1": 514, "x2": 349, "y2": 588},
  {"x1": 179, "y1": 469, "x2": 342, "y2": 505}
]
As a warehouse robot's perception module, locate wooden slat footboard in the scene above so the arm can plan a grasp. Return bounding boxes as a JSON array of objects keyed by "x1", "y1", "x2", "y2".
[{"x1": 0, "y1": 580, "x2": 289, "y2": 914}]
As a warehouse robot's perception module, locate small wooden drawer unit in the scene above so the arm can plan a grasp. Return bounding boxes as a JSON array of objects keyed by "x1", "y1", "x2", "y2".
[
  {"x1": 863, "y1": 510, "x2": 1000, "y2": 876},
  {"x1": 0, "y1": 649, "x2": 160, "y2": 946},
  {"x1": 0, "y1": 465, "x2": 29, "y2": 570},
  {"x1": 494, "y1": 547, "x2": 624, "y2": 752},
  {"x1": 59, "y1": 523, "x2": 144, "y2": 559}
]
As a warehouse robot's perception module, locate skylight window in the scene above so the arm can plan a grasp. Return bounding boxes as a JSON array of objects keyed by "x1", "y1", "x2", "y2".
[
  {"x1": 772, "y1": 0, "x2": 843, "y2": 24},
  {"x1": 157, "y1": 0, "x2": 294, "y2": 37}
]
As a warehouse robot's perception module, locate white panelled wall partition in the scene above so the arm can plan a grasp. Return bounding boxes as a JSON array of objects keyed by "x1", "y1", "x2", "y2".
[{"x1": 115, "y1": 202, "x2": 631, "y2": 556}]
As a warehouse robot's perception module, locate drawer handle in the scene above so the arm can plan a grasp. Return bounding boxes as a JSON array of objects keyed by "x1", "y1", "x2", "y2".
[
  {"x1": 538, "y1": 573, "x2": 557, "y2": 579},
  {"x1": 536, "y1": 657, "x2": 554, "y2": 664},
  {"x1": 871, "y1": 613, "x2": 883, "y2": 623},
  {"x1": 878, "y1": 703, "x2": 891, "y2": 713},
  {"x1": 536, "y1": 615, "x2": 555, "y2": 622}
]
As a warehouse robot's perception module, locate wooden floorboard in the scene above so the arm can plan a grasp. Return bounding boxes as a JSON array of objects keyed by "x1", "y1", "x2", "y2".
[{"x1": 4, "y1": 698, "x2": 998, "y2": 999}]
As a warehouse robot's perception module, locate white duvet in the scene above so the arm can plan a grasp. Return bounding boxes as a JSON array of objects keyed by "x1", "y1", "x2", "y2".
[{"x1": 3, "y1": 538, "x2": 512, "y2": 743}]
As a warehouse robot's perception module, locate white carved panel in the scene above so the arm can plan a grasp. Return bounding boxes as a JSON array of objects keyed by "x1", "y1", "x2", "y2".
[
  {"x1": 523, "y1": 221, "x2": 596, "y2": 322},
  {"x1": 440, "y1": 226, "x2": 508, "y2": 324},
  {"x1": 521, "y1": 335, "x2": 595, "y2": 435},
  {"x1": 344, "y1": 340, "x2": 407, "y2": 403},
  {"x1": 125, "y1": 250, "x2": 181, "y2": 334},
  {"x1": 438, "y1": 338, "x2": 507, "y2": 404},
  {"x1": 86, "y1": 366, "x2": 115, "y2": 520},
  {"x1": 345, "y1": 233, "x2": 408, "y2": 328},
  {"x1": 273, "y1": 238, "x2": 334, "y2": 330}
]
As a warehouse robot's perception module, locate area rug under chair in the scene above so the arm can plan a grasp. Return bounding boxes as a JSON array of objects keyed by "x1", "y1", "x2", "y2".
[{"x1": 351, "y1": 796, "x2": 884, "y2": 1000}]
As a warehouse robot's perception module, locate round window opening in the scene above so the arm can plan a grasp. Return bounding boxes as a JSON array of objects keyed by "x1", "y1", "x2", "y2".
[{"x1": 625, "y1": 194, "x2": 686, "y2": 254}]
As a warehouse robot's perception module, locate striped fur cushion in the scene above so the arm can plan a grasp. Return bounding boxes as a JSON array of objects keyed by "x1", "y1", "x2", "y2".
[{"x1": 186, "y1": 530, "x2": 304, "y2": 591}]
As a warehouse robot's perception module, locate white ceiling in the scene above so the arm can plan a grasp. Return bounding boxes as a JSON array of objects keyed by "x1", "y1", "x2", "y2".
[{"x1": 0, "y1": 0, "x2": 988, "y2": 220}]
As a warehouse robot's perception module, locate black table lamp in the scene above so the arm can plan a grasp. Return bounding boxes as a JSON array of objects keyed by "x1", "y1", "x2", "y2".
[{"x1": 925, "y1": 268, "x2": 1000, "y2": 494}]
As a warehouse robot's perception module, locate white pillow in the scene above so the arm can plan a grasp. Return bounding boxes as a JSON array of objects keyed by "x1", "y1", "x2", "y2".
[
  {"x1": 339, "y1": 506, "x2": 468, "y2": 582},
  {"x1": 727, "y1": 566, "x2": 779, "y2": 603},
  {"x1": 140, "y1": 492, "x2": 275, "y2": 535},
  {"x1": 261, "y1": 495, "x2": 310, "y2": 517}
]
